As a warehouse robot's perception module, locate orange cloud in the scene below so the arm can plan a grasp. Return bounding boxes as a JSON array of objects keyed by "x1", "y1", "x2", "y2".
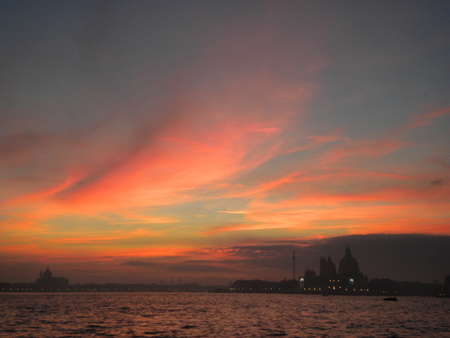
[{"x1": 208, "y1": 169, "x2": 450, "y2": 236}]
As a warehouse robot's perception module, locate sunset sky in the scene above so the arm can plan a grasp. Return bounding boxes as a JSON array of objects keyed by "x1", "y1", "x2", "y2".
[{"x1": 1, "y1": 1, "x2": 449, "y2": 285}]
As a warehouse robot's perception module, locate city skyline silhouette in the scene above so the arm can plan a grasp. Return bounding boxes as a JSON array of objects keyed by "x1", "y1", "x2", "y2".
[{"x1": 1, "y1": 234, "x2": 449, "y2": 287}]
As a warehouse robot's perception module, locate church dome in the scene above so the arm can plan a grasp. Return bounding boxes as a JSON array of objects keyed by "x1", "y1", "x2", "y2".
[{"x1": 43, "y1": 267, "x2": 53, "y2": 280}]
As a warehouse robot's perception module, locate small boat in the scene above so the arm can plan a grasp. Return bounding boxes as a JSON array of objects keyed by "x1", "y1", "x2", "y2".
[{"x1": 383, "y1": 297, "x2": 397, "y2": 301}]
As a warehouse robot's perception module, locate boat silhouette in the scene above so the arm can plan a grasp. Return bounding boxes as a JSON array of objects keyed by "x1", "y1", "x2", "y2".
[{"x1": 383, "y1": 297, "x2": 397, "y2": 301}]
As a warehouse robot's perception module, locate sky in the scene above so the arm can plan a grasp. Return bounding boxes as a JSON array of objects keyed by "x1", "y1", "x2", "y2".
[{"x1": 1, "y1": 0, "x2": 449, "y2": 285}]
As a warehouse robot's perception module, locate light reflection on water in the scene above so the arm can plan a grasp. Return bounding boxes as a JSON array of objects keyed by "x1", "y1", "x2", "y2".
[{"x1": 1, "y1": 293, "x2": 449, "y2": 337}]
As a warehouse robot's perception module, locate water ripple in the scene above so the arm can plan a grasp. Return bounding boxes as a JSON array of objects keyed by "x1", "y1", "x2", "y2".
[{"x1": 0, "y1": 293, "x2": 449, "y2": 337}]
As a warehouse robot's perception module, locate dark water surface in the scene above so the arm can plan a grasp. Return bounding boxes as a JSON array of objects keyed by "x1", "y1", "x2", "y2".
[{"x1": 1, "y1": 293, "x2": 449, "y2": 337}]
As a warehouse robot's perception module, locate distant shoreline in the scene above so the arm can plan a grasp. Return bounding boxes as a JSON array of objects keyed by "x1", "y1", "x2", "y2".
[{"x1": 1, "y1": 281, "x2": 448, "y2": 297}]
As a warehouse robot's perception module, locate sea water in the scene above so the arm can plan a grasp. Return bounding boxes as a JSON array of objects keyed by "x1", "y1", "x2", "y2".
[{"x1": 1, "y1": 293, "x2": 449, "y2": 337}]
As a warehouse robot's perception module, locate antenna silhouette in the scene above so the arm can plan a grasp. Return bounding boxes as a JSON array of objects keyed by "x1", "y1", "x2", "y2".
[{"x1": 293, "y1": 250, "x2": 296, "y2": 280}]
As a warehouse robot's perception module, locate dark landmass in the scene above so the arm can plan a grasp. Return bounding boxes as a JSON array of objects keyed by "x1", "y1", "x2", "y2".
[
  {"x1": 230, "y1": 278, "x2": 450, "y2": 297},
  {"x1": 0, "y1": 282, "x2": 214, "y2": 293},
  {"x1": 1, "y1": 278, "x2": 448, "y2": 297},
  {"x1": 0, "y1": 267, "x2": 223, "y2": 293}
]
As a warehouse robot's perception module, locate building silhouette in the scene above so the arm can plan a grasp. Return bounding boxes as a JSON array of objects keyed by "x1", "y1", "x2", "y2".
[
  {"x1": 35, "y1": 267, "x2": 69, "y2": 290},
  {"x1": 338, "y1": 246, "x2": 368, "y2": 286},
  {"x1": 319, "y1": 255, "x2": 337, "y2": 281},
  {"x1": 301, "y1": 246, "x2": 368, "y2": 294}
]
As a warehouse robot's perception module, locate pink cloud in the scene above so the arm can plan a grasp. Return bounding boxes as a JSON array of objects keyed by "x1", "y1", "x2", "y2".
[{"x1": 403, "y1": 105, "x2": 450, "y2": 130}]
